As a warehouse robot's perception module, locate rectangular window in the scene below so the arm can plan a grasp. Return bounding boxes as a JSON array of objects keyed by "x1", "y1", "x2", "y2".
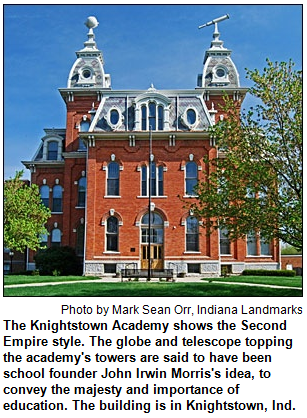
[
  {"x1": 107, "y1": 163, "x2": 119, "y2": 196},
  {"x1": 141, "y1": 163, "x2": 164, "y2": 196},
  {"x1": 220, "y1": 228, "x2": 231, "y2": 254},
  {"x1": 188, "y1": 264, "x2": 201, "y2": 273},
  {"x1": 104, "y1": 264, "x2": 117, "y2": 273},
  {"x1": 247, "y1": 233, "x2": 257, "y2": 256},
  {"x1": 260, "y1": 238, "x2": 271, "y2": 255}
]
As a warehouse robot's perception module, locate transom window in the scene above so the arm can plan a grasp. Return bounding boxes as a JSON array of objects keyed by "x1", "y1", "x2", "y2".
[
  {"x1": 141, "y1": 163, "x2": 164, "y2": 196},
  {"x1": 141, "y1": 102, "x2": 164, "y2": 130},
  {"x1": 141, "y1": 212, "x2": 164, "y2": 244}
]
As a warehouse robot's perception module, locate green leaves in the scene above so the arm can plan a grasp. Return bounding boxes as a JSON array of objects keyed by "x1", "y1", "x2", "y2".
[
  {"x1": 189, "y1": 59, "x2": 302, "y2": 250},
  {"x1": 4, "y1": 171, "x2": 51, "y2": 251}
]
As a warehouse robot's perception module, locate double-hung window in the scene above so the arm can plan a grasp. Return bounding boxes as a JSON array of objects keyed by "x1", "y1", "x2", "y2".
[
  {"x1": 107, "y1": 162, "x2": 120, "y2": 196},
  {"x1": 52, "y1": 185, "x2": 63, "y2": 212},
  {"x1": 78, "y1": 177, "x2": 86, "y2": 207},
  {"x1": 106, "y1": 216, "x2": 119, "y2": 251},
  {"x1": 141, "y1": 163, "x2": 164, "y2": 197},
  {"x1": 186, "y1": 216, "x2": 199, "y2": 252},
  {"x1": 185, "y1": 162, "x2": 198, "y2": 196},
  {"x1": 40, "y1": 185, "x2": 49, "y2": 208}
]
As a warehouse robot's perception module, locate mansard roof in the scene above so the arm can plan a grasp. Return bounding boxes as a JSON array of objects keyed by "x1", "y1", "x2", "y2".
[{"x1": 89, "y1": 86, "x2": 213, "y2": 132}]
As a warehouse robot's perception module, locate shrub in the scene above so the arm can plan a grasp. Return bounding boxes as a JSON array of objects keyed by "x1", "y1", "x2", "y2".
[
  {"x1": 34, "y1": 246, "x2": 82, "y2": 276},
  {"x1": 242, "y1": 269, "x2": 296, "y2": 277}
]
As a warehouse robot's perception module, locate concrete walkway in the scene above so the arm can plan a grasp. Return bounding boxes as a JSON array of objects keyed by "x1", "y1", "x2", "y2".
[{"x1": 4, "y1": 277, "x2": 302, "y2": 290}]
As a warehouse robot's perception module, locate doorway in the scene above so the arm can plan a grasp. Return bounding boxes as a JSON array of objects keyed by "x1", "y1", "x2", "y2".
[{"x1": 140, "y1": 212, "x2": 164, "y2": 270}]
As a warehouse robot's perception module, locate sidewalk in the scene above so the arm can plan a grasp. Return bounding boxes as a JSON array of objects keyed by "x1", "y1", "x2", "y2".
[{"x1": 4, "y1": 277, "x2": 301, "y2": 290}]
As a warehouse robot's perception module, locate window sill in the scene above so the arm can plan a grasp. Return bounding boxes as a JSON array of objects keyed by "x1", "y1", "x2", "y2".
[
  {"x1": 137, "y1": 196, "x2": 168, "y2": 199},
  {"x1": 104, "y1": 196, "x2": 121, "y2": 198},
  {"x1": 51, "y1": 212, "x2": 63, "y2": 214},
  {"x1": 246, "y1": 255, "x2": 272, "y2": 258},
  {"x1": 184, "y1": 251, "x2": 201, "y2": 254},
  {"x1": 103, "y1": 251, "x2": 121, "y2": 254},
  {"x1": 183, "y1": 194, "x2": 198, "y2": 198},
  {"x1": 75, "y1": 206, "x2": 85, "y2": 209}
]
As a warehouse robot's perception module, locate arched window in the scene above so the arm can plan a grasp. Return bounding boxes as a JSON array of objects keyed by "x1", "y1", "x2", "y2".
[
  {"x1": 80, "y1": 120, "x2": 90, "y2": 132},
  {"x1": 39, "y1": 232, "x2": 48, "y2": 248},
  {"x1": 40, "y1": 185, "x2": 49, "y2": 208},
  {"x1": 106, "y1": 216, "x2": 119, "y2": 251},
  {"x1": 78, "y1": 177, "x2": 86, "y2": 207},
  {"x1": 141, "y1": 212, "x2": 164, "y2": 244},
  {"x1": 185, "y1": 162, "x2": 198, "y2": 196},
  {"x1": 51, "y1": 228, "x2": 61, "y2": 247},
  {"x1": 47, "y1": 141, "x2": 58, "y2": 160},
  {"x1": 52, "y1": 185, "x2": 63, "y2": 212},
  {"x1": 107, "y1": 162, "x2": 120, "y2": 196},
  {"x1": 148, "y1": 102, "x2": 156, "y2": 130},
  {"x1": 186, "y1": 216, "x2": 199, "y2": 252},
  {"x1": 141, "y1": 163, "x2": 164, "y2": 196},
  {"x1": 141, "y1": 105, "x2": 147, "y2": 131},
  {"x1": 141, "y1": 103, "x2": 164, "y2": 131}
]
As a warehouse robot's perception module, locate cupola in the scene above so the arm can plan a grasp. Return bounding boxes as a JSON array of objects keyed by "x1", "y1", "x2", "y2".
[
  {"x1": 197, "y1": 15, "x2": 240, "y2": 88},
  {"x1": 67, "y1": 16, "x2": 111, "y2": 89}
]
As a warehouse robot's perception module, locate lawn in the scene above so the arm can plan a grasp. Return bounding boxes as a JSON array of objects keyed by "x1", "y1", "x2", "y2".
[
  {"x1": 3, "y1": 277, "x2": 302, "y2": 297},
  {"x1": 202, "y1": 275, "x2": 302, "y2": 288},
  {"x1": 4, "y1": 275, "x2": 96, "y2": 286}
]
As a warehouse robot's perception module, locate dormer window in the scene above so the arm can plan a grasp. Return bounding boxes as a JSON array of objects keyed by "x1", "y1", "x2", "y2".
[
  {"x1": 134, "y1": 89, "x2": 171, "y2": 131},
  {"x1": 47, "y1": 141, "x2": 58, "y2": 160},
  {"x1": 141, "y1": 102, "x2": 164, "y2": 131}
]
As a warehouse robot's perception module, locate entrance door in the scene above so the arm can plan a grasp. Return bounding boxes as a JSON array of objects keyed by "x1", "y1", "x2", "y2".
[
  {"x1": 141, "y1": 244, "x2": 163, "y2": 269},
  {"x1": 140, "y1": 212, "x2": 164, "y2": 270}
]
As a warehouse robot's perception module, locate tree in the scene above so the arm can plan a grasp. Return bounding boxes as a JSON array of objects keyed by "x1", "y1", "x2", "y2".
[
  {"x1": 4, "y1": 171, "x2": 51, "y2": 251},
  {"x1": 189, "y1": 59, "x2": 302, "y2": 251}
]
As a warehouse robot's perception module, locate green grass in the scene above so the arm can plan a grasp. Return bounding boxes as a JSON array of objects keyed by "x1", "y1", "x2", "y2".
[
  {"x1": 4, "y1": 275, "x2": 96, "y2": 286},
  {"x1": 202, "y1": 275, "x2": 302, "y2": 288},
  {"x1": 3, "y1": 281, "x2": 302, "y2": 297}
]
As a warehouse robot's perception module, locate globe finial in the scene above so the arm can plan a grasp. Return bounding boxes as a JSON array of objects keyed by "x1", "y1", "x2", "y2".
[{"x1": 85, "y1": 16, "x2": 99, "y2": 29}]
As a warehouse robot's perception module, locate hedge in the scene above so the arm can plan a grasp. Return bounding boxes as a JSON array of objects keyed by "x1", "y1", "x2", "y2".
[{"x1": 242, "y1": 269, "x2": 296, "y2": 277}]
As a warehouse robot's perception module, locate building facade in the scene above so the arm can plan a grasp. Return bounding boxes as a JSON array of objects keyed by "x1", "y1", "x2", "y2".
[{"x1": 22, "y1": 16, "x2": 280, "y2": 277}]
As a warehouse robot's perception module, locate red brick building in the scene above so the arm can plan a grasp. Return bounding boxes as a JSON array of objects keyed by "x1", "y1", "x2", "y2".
[{"x1": 22, "y1": 16, "x2": 280, "y2": 277}]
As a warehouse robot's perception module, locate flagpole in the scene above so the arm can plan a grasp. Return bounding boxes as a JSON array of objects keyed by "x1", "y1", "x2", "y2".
[{"x1": 148, "y1": 126, "x2": 152, "y2": 281}]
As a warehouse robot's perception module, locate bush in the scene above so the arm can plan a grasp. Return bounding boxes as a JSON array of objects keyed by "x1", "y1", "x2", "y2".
[
  {"x1": 34, "y1": 246, "x2": 82, "y2": 276},
  {"x1": 242, "y1": 269, "x2": 296, "y2": 277}
]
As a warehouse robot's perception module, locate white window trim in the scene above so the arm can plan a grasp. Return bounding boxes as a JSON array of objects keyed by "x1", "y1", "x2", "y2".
[
  {"x1": 140, "y1": 164, "x2": 164, "y2": 197},
  {"x1": 181, "y1": 106, "x2": 200, "y2": 130},
  {"x1": 104, "y1": 106, "x2": 124, "y2": 130}
]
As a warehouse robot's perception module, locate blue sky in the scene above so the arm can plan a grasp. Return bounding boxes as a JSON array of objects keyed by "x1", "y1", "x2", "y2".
[{"x1": 4, "y1": 4, "x2": 302, "y2": 179}]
